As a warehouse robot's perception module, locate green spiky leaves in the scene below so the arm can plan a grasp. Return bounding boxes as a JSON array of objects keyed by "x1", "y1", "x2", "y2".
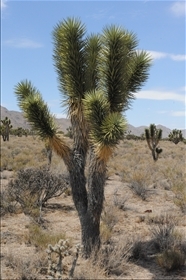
[
  {"x1": 101, "y1": 112, "x2": 126, "y2": 145},
  {"x1": 100, "y1": 26, "x2": 136, "y2": 112},
  {"x1": 83, "y1": 90, "x2": 126, "y2": 160},
  {"x1": 100, "y1": 26, "x2": 151, "y2": 112},
  {"x1": 14, "y1": 80, "x2": 36, "y2": 110},
  {"x1": 168, "y1": 129, "x2": 183, "y2": 144},
  {"x1": 53, "y1": 18, "x2": 86, "y2": 100},
  {"x1": 145, "y1": 124, "x2": 162, "y2": 142},
  {"x1": 84, "y1": 34, "x2": 102, "y2": 92},
  {"x1": 14, "y1": 80, "x2": 57, "y2": 139}
]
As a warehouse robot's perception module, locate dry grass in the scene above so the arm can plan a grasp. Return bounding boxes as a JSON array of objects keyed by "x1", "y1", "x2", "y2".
[
  {"x1": 4, "y1": 250, "x2": 47, "y2": 279},
  {"x1": 24, "y1": 223, "x2": 68, "y2": 250},
  {"x1": 1, "y1": 136, "x2": 186, "y2": 279}
]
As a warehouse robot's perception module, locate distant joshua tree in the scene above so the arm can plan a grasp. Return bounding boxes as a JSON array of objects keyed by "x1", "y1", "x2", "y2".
[
  {"x1": 1, "y1": 117, "x2": 13, "y2": 141},
  {"x1": 168, "y1": 129, "x2": 183, "y2": 144},
  {"x1": 145, "y1": 124, "x2": 162, "y2": 161}
]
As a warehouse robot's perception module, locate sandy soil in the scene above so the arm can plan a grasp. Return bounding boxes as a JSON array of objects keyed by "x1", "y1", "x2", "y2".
[{"x1": 1, "y1": 172, "x2": 186, "y2": 279}]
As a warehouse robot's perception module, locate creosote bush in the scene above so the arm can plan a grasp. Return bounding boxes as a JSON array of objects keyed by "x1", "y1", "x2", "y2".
[{"x1": 7, "y1": 167, "x2": 69, "y2": 221}]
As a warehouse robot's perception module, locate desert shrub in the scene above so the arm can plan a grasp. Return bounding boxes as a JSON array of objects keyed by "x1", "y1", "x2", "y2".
[
  {"x1": 130, "y1": 240, "x2": 148, "y2": 260},
  {"x1": 150, "y1": 222, "x2": 176, "y2": 252},
  {"x1": 93, "y1": 237, "x2": 134, "y2": 277},
  {"x1": 129, "y1": 179, "x2": 148, "y2": 200},
  {"x1": 7, "y1": 167, "x2": 69, "y2": 221},
  {"x1": 150, "y1": 217, "x2": 186, "y2": 271},
  {"x1": 174, "y1": 192, "x2": 186, "y2": 213},
  {"x1": 113, "y1": 189, "x2": 129, "y2": 211},
  {"x1": 100, "y1": 205, "x2": 118, "y2": 243},
  {"x1": 5, "y1": 251, "x2": 47, "y2": 279},
  {"x1": 124, "y1": 167, "x2": 152, "y2": 200},
  {"x1": 0, "y1": 189, "x2": 18, "y2": 216},
  {"x1": 146, "y1": 213, "x2": 178, "y2": 226},
  {"x1": 156, "y1": 248, "x2": 185, "y2": 271},
  {"x1": 172, "y1": 181, "x2": 186, "y2": 213},
  {"x1": 101, "y1": 205, "x2": 118, "y2": 231},
  {"x1": 25, "y1": 223, "x2": 68, "y2": 250}
]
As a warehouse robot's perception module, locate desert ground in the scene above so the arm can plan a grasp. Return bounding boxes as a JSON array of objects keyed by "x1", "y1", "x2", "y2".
[{"x1": 0, "y1": 135, "x2": 186, "y2": 279}]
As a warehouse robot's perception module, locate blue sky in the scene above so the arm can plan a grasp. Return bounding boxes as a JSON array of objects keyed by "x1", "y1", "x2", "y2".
[{"x1": 1, "y1": 0, "x2": 185, "y2": 129}]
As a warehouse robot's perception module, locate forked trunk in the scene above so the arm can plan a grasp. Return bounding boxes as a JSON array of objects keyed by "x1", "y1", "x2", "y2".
[
  {"x1": 68, "y1": 149, "x2": 106, "y2": 257},
  {"x1": 82, "y1": 153, "x2": 106, "y2": 257}
]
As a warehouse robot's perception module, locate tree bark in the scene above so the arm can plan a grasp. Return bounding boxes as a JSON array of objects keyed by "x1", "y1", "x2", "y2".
[
  {"x1": 80, "y1": 210, "x2": 100, "y2": 258},
  {"x1": 67, "y1": 148, "x2": 106, "y2": 257},
  {"x1": 82, "y1": 152, "x2": 106, "y2": 257}
]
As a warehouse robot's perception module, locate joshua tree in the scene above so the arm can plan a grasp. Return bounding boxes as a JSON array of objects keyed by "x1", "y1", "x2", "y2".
[
  {"x1": 145, "y1": 124, "x2": 162, "y2": 161},
  {"x1": 14, "y1": 18, "x2": 151, "y2": 257},
  {"x1": 66, "y1": 126, "x2": 73, "y2": 139},
  {"x1": 1, "y1": 117, "x2": 13, "y2": 141},
  {"x1": 168, "y1": 129, "x2": 183, "y2": 144}
]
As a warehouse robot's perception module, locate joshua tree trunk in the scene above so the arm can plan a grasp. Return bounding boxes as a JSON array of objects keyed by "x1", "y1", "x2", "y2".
[
  {"x1": 80, "y1": 210, "x2": 101, "y2": 257},
  {"x1": 67, "y1": 148, "x2": 106, "y2": 257}
]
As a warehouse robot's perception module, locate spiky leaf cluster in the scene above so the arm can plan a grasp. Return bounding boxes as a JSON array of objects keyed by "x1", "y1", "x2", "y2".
[
  {"x1": 100, "y1": 26, "x2": 151, "y2": 112},
  {"x1": 14, "y1": 81, "x2": 57, "y2": 139},
  {"x1": 145, "y1": 124, "x2": 162, "y2": 144},
  {"x1": 145, "y1": 124, "x2": 163, "y2": 161},
  {"x1": 1, "y1": 117, "x2": 12, "y2": 126},
  {"x1": 53, "y1": 18, "x2": 86, "y2": 102},
  {"x1": 84, "y1": 35, "x2": 102, "y2": 92},
  {"x1": 15, "y1": 18, "x2": 152, "y2": 163},
  {"x1": 83, "y1": 90, "x2": 126, "y2": 160},
  {"x1": 168, "y1": 129, "x2": 183, "y2": 144}
]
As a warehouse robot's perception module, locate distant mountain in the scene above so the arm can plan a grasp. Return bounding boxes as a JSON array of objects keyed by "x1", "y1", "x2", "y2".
[{"x1": 1, "y1": 106, "x2": 185, "y2": 138}]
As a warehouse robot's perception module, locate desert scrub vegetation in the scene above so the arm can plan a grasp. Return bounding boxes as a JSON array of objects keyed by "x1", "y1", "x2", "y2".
[
  {"x1": 100, "y1": 204, "x2": 118, "y2": 244},
  {"x1": 1, "y1": 133, "x2": 185, "y2": 278},
  {"x1": 24, "y1": 223, "x2": 68, "y2": 250},
  {"x1": 4, "y1": 250, "x2": 48, "y2": 280},
  {"x1": 146, "y1": 213, "x2": 186, "y2": 271},
  {"x1": 6, "y1": 167, "x2": 69, "y2": 222},
  {"x1": 0, "y1": 135, "x2": 48, "y2": 171},
  {"x1": 113, "y1": 189, "x2": 129, "y2": 211},
  {"x1": 0, "y1": 189, "x2": 19, "y2": 216}
]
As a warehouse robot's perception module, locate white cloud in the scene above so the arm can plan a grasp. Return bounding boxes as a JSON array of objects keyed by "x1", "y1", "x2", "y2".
[
  {"x1": 3, "y1": 38, "x2": 43, "y2": 48},
  {"x1": 147, "y1": 51, "x2": 167, "y2": 60},
  {"x1": 136, "y1": 90, "x2": 185, "y2": 103},
  {"x1": 171, "y1": 111, "x2": 186, "y2": 116},
  {"x1": 147, "y1": 50, "x2": 186, "y2": 61},
  {"x1": 170, "y1": 1, "x2": 186, "y2": 17},
  {"x1": 1, "y1": 0, "x2": 7, "y2": 9},
  {"x1": 170, "y1": 54, "x2": 186, "y2": 61}
]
